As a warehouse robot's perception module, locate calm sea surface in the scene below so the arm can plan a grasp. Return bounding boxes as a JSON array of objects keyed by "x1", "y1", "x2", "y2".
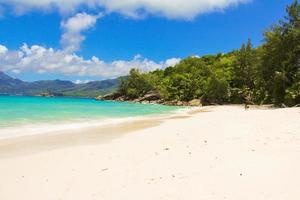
[{"x1": 0, "y1": 95, "x2": 181, "y2": 137}]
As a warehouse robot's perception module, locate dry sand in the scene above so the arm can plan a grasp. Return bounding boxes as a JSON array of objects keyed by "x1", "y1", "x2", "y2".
[{"x1": 0, "y1": 105, "x2": 299, "y2": 200}]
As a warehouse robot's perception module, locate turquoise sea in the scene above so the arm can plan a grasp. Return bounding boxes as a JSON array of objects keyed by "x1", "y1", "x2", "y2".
[{"x1": 0, "y1": 95, "x2": 181, "y2": 138}]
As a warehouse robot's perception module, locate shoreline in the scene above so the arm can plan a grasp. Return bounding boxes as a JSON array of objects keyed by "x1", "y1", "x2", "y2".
[
  {"x1": 0, "y1": 105, "x2": 299, "y2": 200},
  {"x1": 0, "y1": 105, "x2": 285, "y2": 156},
  {"x1": 0, "y1": 106, "x2": 203, "y2": 157}
]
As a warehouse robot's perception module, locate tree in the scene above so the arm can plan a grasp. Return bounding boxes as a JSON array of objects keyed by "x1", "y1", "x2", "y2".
[
  {"x1": 260, "y1": 0, "x2": 300, "y2": 105},
  {"x1": 233, "y1": 39, "x2": 256, "y2": 90},
  {"x1": 203, "y1": 74, "x2": 229, "y2": 104},
  {"x1": 119, "y1": 69, "x2": 154, "y2": 99}
]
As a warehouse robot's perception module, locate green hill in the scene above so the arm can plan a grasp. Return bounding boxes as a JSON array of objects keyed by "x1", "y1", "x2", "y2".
[{"x1": 0, "y1": 72, "x2": 120, "y2": 97}]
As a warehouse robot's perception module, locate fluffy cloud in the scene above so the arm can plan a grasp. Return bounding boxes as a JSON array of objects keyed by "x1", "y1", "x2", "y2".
[
  {"x1": 0, "y1": 44, "x2": 8, "y2": 54},
  {"x1": 74, "y1": 80, "x2": 93, "y2": 84},
  {"x1": 0, "y1": 44, "x2": 181, "y2": 78},
  {"x1": 61, "y1": 13, "x2": 101, "y2": 52},
  {"x1": 0, "y1": 0, "x2": 249, "y2": 19},
  {"x1": 99, "y1": 0, "x2": 249, "y2": 19}
]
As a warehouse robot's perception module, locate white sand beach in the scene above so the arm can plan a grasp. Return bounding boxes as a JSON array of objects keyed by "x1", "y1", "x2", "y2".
[{"x1": 0, "y1": 105, "x2": 299, "y2": 200}]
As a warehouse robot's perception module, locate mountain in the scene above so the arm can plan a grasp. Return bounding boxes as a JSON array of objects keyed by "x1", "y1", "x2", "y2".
[
  {"x1": 0, "y1": 72, "x2": 120, "y2": 97},
  {"x1": 0, "y1": 72, "x2": 27, "y2": 94}
]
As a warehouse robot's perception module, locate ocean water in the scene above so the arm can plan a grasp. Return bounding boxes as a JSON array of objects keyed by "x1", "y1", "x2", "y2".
[{"x1": 0, "y1": 95, "x2": 182, "y2": 138}]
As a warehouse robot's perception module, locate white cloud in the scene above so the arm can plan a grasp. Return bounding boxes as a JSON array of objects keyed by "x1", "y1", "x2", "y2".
[
  {"x1": 61, "y1": 13, "x2": 101, "y2": 52},
  {"x1": 0, "y1": 44, "x2": 181, "y2": 78},
  {"x1": 0, "y1": 44, "x2": 7, "y2": 54},
  {"x1": 0, "y1": 0, "x2": 249, "y2": 19},
  {"x1": 164, "y1": 57, "x2": 182, "y2": 67},
  {"x1": 74, "y1": 80, "x2": 93, "y2": 84}
]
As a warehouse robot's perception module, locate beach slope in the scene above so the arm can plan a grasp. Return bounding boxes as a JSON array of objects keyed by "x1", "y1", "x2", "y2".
[{"x1": 0, "y1": 105, "x2": 299, "y2": 200}]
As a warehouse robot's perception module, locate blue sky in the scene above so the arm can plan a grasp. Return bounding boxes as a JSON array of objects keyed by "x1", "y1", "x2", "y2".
[{"x1": 0, "y1": 0, "x2": 293, "y2": 82}]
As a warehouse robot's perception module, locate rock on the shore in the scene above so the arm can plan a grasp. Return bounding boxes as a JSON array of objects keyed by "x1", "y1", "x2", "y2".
[
  {"x1": 138, "y1": 92, "x2": 161, "y2": 102},
  {"x1": 36, "y1": 92, "x2": 56, "y2": 97},
  {"x1": 96, "y1": 92, "x2": 123, "y2": 101},
  {"x1": 188, "y1": 99, "x2": 202, "y2": 106},
  {"x1": 162, "y1": 99, "x2": 202, "y2": 107}
]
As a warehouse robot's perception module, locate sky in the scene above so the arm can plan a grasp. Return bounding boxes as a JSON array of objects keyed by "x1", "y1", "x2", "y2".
[{"x1": 0, "y1": 0, "x2": 294, "y2": 82}]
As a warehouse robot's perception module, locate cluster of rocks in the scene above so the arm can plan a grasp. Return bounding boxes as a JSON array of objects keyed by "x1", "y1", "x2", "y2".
[
  {"x1": 96, "y1": 92, "x2": 125, "y2": 101},
  {"x1": 161, "y1": 99, "x2": 202, "y2": 106},
  {"x1": 96, "y1": 91, "x2": 202, "y2": 107},
  {"x1": 36, "y1": 92, "x2": 55, "y2": 97}
]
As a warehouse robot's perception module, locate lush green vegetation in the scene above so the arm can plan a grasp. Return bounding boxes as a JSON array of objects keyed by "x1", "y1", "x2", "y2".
[{"x1": 119, "y1": 1, "x2": 300, "y2": 106}]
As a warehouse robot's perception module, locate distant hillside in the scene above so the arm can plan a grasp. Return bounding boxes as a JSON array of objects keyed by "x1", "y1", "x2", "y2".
[
  {"x1": 0, "y1": 72, "x2": 120, "y2": 97},
  {"x1": 0, "y1": 72, "x2": 27, "y2": 94}
]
